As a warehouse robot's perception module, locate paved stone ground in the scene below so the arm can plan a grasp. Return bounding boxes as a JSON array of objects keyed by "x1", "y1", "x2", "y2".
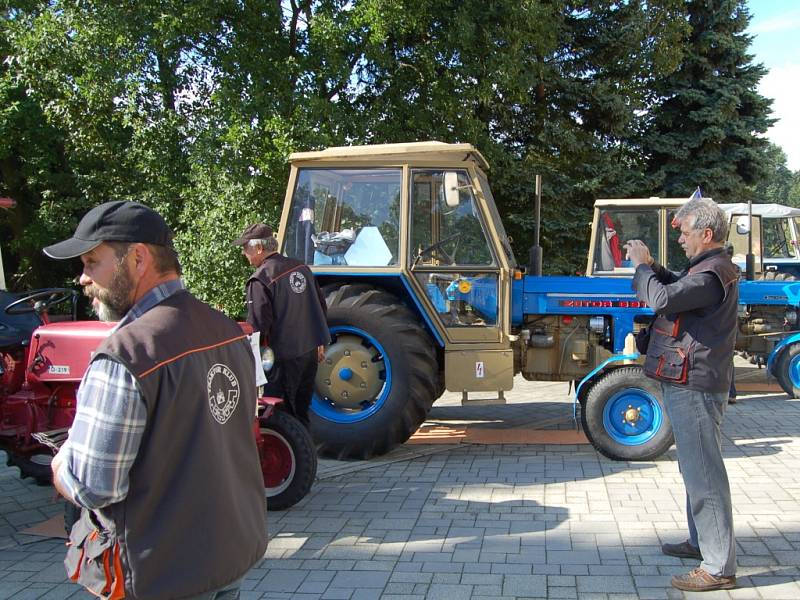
[{"x1": 2, "y1": 375, "x2": 800, "y2": 599}]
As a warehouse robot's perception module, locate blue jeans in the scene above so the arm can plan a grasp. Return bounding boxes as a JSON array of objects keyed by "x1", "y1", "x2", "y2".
[
  {"x1": 184, "y1": 579, "x2": 241, "y2": 600},
  {"x1": 662, "y1": 383, "x2": 736, "y2": 577}
]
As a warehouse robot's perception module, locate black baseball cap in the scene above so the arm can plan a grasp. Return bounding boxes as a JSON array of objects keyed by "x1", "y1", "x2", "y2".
[
  {"x1": 43, "y1": 201, "x2": 174, "y2": 260},
  {"x1": 233, "y1": 223, "x2": 274, "y2": 246}
]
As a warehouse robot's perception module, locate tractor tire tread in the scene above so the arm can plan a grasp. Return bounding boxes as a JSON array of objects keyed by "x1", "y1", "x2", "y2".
[
  {"x1": 580, "y1": 366, "x2": 674, "y2": 461},
  {"x1": 775, "y1": 343, "x2": 800, "y2": 399},
  {"x1": 261, "y1": 410, "x2": 318, "y2": 510},
  {"x1": 316, "y1": 284, "x2": 439, "y2": 459}
]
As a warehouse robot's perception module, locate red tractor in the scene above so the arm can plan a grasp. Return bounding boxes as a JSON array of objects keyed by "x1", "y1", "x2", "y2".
[{"x1": 0, "y1": 288, "x2": 316, "y2": 510}]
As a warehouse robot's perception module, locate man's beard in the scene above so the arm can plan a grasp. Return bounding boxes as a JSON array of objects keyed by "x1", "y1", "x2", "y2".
[{"x1": 84, "y1": 262, "x2": 135, "y2": 322}]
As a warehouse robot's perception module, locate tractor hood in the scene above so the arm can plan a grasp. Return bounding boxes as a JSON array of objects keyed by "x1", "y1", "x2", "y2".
[{"x1": 29, "y1": 321, "x2": 116, "y2": 382}]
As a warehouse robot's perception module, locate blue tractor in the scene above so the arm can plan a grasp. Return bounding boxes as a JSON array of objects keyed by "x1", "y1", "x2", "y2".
[
  {"x1": 275, "y1": 142, "x2": 800, "y2": 461},
  {"x1": 720, "y1": 202, "x2": 800, "y2": 279}
]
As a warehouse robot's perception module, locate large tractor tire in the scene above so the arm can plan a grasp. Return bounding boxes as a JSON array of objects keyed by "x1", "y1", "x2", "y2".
[
  {"x1": 580, "y1": 366, "x2": 674, "y2": 461},
  {"x1": 259, "y1": 410, "x2": 317, "y2": 510},
  {"x1": 312, "y1": 284, "x2": 439, "y2": 459},
  {"x1": 775, "y1": 342, "x2": 800, "y2": 398}
]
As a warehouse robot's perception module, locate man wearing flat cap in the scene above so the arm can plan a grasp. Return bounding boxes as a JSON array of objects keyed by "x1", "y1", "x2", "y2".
[
  {"x1": 235, "y1": 223, "x2": 329, "y2": 430},
  {"x1": 46, "y1": 201, "x2": 267, "y2": 599}
]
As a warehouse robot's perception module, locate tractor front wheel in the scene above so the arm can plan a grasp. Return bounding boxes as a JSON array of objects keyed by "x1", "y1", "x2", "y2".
[
  {"x1": 775, "y1": 342, "x2": 800, "y2": 398},
  {"x1": 259, "y1": 410, "x2": 317, "y2": 510},
  {"x1": 581, "y1": 366, "x2": 674, "y2": 461},
  {"x1": 312, "y1": 284, "x2": 439, "y2": 459}
]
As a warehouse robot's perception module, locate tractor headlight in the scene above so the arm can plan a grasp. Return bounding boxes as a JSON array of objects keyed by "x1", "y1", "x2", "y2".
[
  {"x1": 785, "y1": 309, "x2": 799, "y2": 326},
  {"x1": 261, "y1": 346, "x2": 275, "y2": 373}
]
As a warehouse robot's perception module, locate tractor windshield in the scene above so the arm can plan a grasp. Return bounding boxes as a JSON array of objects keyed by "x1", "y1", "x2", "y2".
[
  {"x1": 283, "y1": 168, "x2": 402, "y2": 266},
  {"x1": 763, "y1": 216, "x2": 796, "y2": 259}
]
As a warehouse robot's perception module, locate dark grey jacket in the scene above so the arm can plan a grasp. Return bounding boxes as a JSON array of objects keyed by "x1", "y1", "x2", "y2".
[
  {"x1": 633, "y1": 248, "x2": 740, "y2": 393},
  {"x1": 90, "y1": 290, "x2": 268, "y2": 599},
  {"x1": 247, "y1": 252, "x2": 330, "y2": 359}
]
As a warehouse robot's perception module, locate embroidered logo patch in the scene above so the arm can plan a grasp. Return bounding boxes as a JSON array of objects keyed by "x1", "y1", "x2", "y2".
[
  {"x1": 289, "y1": 271, "x2": 307, "y2": 294},
  {"x1": 207, "y1": 363, "x2": 240, "y2": 424}
]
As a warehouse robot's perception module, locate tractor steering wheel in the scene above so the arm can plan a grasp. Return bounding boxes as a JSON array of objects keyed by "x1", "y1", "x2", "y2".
[
  {"x1": 768, "y1": 238, "x2": 791, "y2": 257},
  {"x1": 4, "y1": 288, "x2": 79, "y2": 316},
  {"x1": 414, "y1": 233, "x2": 462, "y2": 266}
]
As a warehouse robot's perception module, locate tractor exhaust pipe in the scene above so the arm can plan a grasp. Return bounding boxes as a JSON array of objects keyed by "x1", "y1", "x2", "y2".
[
  {"x1": 528, "y1": 175, "x2": 543, "y2": 276},
  {"x1": 745, "y1": 199, "x2": 755, "y2": 281}
]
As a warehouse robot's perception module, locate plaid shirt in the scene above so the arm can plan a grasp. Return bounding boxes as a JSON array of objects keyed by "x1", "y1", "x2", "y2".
[{"x1": 56, "y1": 279, "x2": 185, "y2": 509}]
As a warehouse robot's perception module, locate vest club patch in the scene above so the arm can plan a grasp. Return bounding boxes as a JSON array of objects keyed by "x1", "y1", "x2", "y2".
[
  {"x1": 207, "y1": 363, "x2": 240, "y2": 424},
  {"x1": 289, "y1": 270, "x2": 307, "y2": 294}
]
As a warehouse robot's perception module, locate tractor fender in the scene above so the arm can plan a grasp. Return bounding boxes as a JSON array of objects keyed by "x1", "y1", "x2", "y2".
[
  {"x1": 314, "y1": 272, "x2": 445, "y2": 348},
  {"x1": 573, "y1": 353, "x2": 640, "y2": 421},
  {"x1": 767, "y1": 332, "x2": 800, "y2": 376}
]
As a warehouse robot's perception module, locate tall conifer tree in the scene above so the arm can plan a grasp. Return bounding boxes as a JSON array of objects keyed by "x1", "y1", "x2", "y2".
[{"x1": 644, "y1": 0, "x2": 773, "y2": 200}]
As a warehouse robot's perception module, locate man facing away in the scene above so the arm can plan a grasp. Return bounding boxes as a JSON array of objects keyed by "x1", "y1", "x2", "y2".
[
  {"x1": 46, "y1": 201, "x2": 267, "y2": 599},
  {"x1": 625, "y1": 197, "x2": 738, "y2": 592},
  {"x1": 234, "y1": 223, "x2": 329, "y2": 429}
]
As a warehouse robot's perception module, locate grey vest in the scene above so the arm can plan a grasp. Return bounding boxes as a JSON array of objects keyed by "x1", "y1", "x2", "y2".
[
  {"x1": 92, "y1": 291, "x2": 267, "y2": 599},
  {"x1": 644, "y1": 251, "x2": 740, "y2": 393},
  {"x1": 248, "y1": 253, "x2": 329, "y2": 359}
]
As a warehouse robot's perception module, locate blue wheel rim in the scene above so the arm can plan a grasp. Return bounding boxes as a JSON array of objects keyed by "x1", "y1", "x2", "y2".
[
  {"x1": 601, "y1": 387, "x2": 663, "y2": 446},
  {"x1": 312, "y1": 326, "x2": 392, "y2": 423}
]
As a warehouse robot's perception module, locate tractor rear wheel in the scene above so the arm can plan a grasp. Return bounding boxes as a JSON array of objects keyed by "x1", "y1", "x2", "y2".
[
  {"x1": 260, "y1": 410, "x2": 317, "y2": 510},
  {"x1": 581, "y1": 366, "x2": 674, "y2": 461},
  {"x1": 312, "y1": 284, "x2": 439, "y2": 459},
  {"x1": 775, "y1": 342, "x2": 800, "y2": 398}
]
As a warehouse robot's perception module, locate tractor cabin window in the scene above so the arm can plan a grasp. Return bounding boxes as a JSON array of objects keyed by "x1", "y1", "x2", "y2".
[
  {"x1": 593, "y1": 209, "x2": 659, "y2": 275},
  {"x1": 284, "y1": 168, "x2": 401, "y2": 266}
]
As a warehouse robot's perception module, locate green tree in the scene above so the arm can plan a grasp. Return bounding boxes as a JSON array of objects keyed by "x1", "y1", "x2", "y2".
[
  {"x1": 0, "y1": 2, "x2": 92, "y2": 290},
  {"x1": 1, "y1": 0, "x2": 771, "y2": 297},
  {"x1": 753, "y1": 144, "x2": 797, "y2": 206},
  {"x1": 348, "y1": 0, "x2": 687, "y2": 272},
  {"x1": 2, "y1": 1, "x2": 356, "y2": 308},
  {"x1": 643, "y1": 0, "x2": 773, "y2": 201}
]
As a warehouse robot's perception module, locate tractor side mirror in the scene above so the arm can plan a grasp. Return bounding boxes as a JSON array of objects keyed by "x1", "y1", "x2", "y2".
[
  {"x1": 444, "y1": 172, "x2": 461, "y2": 208},
  {"x1": 735, "y1": 215, "x2": 751, "y2": 235}
]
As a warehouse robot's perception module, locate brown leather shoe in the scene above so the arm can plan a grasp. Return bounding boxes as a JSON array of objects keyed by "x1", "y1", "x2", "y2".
[
  {"x1": 662, "y1": 540, "x2": 703, "y2": 560},
  {"x1": 672, "y1": 568, "x2": 736, "y2": 591}
]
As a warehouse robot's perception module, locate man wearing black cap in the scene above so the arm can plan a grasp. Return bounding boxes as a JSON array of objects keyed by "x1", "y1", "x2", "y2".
[
  {"x1": 234, "y1": 223, "x2": 329, "y2": 430},
  {"x1": 46, "y1": 201, "x2": 267, "y2": 599}
]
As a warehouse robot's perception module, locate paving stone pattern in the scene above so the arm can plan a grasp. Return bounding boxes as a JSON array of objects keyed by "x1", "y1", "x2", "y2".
[{"x1": 1, "y1": 379, "x2": 800, "y2": 599}]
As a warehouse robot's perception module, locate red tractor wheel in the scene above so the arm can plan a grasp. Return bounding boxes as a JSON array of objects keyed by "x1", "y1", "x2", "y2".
[{"x1": 259, "y1": 410, "x2": 317, "y2": 510}]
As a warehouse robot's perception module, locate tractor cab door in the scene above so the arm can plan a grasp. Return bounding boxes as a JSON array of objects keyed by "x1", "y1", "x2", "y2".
[
  {"x1": 408, "y1": 168, "x2": 514, "y2": 393},
  {"x1": 408, "y1": 168, "x2": 508, "y2": 342},
  {"x1": 726, "y1": 213, "x2": 764, "y2": 275}
]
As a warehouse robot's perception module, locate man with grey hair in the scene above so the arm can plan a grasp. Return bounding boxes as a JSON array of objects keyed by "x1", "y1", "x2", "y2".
[
  {"x1": 234, "y1": 223, "x2": 329, "y2": 430},
  {"x1": 625, "y1": 196, "x2": 739, "y2": 592}
]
